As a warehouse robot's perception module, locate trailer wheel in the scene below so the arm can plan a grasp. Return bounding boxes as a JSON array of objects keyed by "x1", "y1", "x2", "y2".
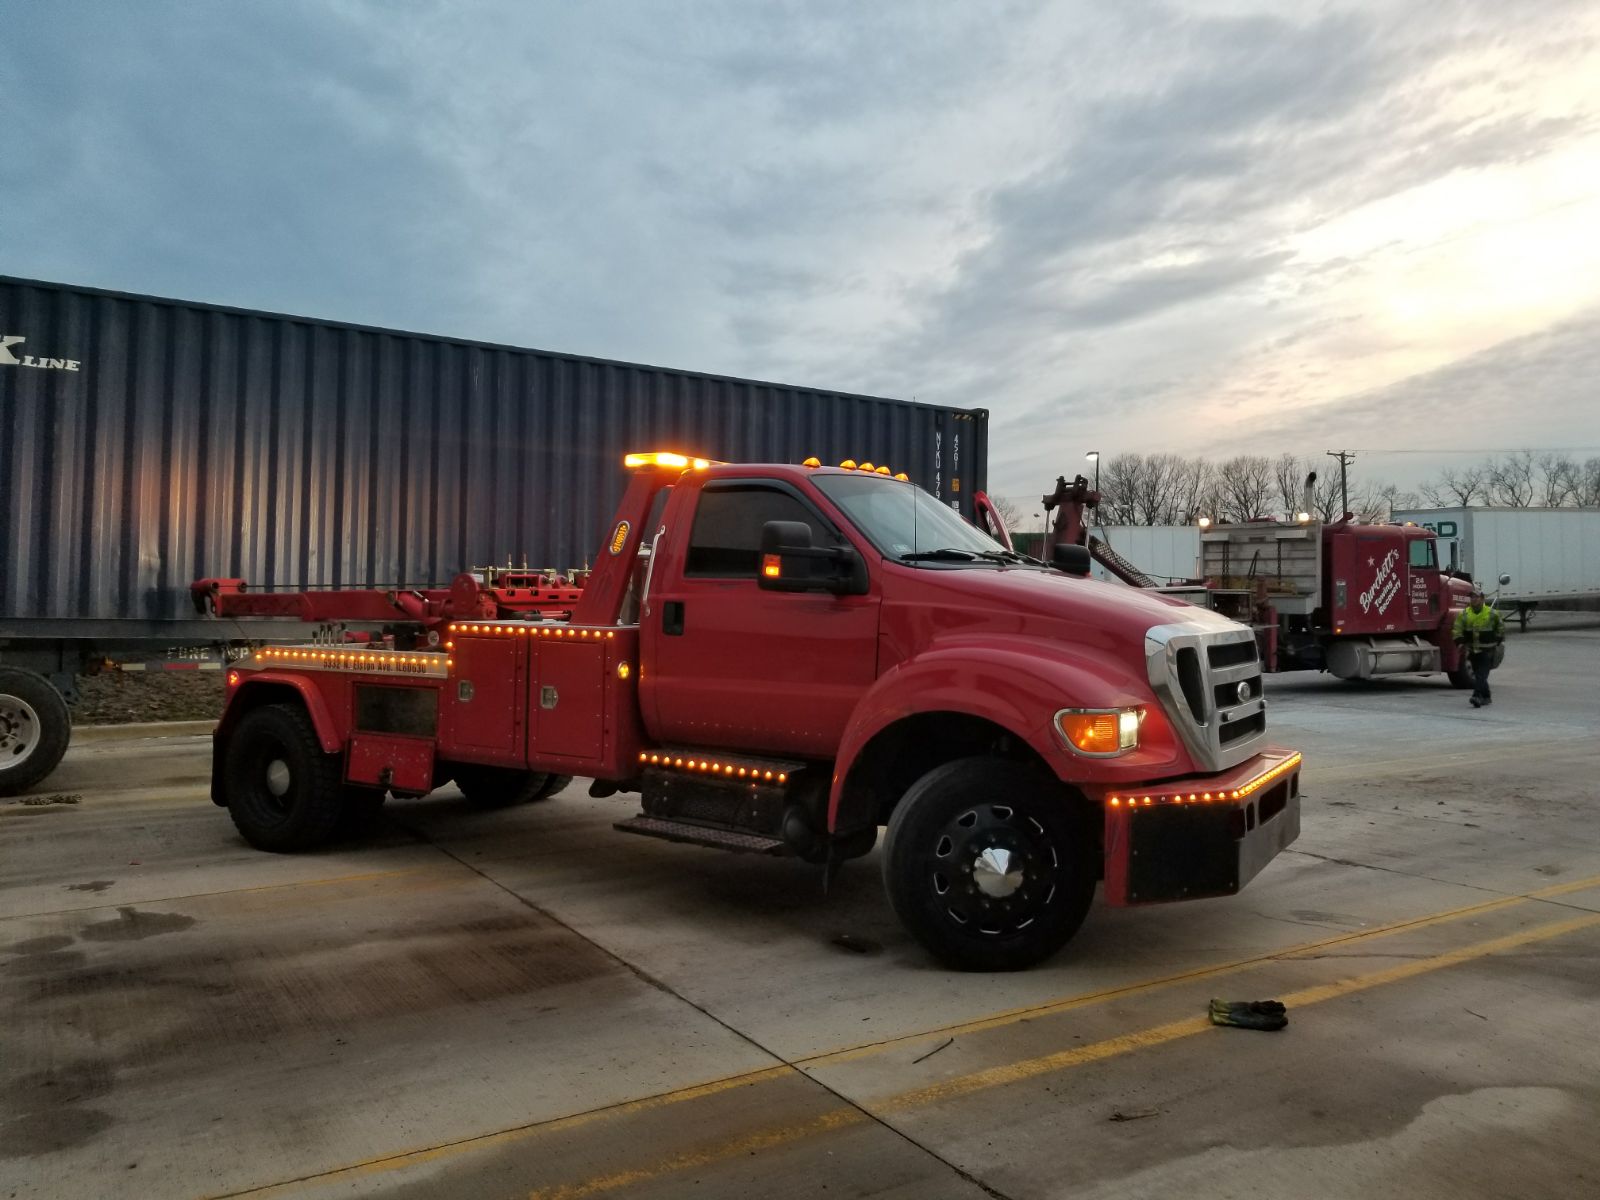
[
  {"x1": 0, "y1": 668, "x2": 72, "y2": 798},
  {"x1": 882, "y1": 757, "x2": 1097, "y2": 972},
  {"x1": 223, "y1": 704, "x2": 345, "y2": 851},
  {"x1": 451, "y1": 765, "x2": 555, "y2": 808}
]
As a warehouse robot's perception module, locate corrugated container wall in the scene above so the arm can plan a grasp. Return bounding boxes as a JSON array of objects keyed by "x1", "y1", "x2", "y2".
[{"x1": 1, "y1": 278, "x2": 987, "y2": 626}]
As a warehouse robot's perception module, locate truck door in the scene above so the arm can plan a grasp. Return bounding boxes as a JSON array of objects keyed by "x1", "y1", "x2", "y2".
[
  {"x1": 1407, "y1": 536, "x2": 1442, "y2": 626},
  {"x1": 642, "y1": 478, "x2": 879, "y2": 758}
]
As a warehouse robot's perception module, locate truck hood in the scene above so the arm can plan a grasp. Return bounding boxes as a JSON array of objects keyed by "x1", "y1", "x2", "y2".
[{"x1": 914, "y1": 564, "x2": 1227, "y2": 632}]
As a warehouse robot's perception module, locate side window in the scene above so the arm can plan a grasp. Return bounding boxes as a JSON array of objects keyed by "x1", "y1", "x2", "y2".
[
  {"x1": 685, "y1": 486, "x2": 834, "y2": 578},
  {"x1": 1408, "y1": 539, "x2": 1437, "y2": 570}
]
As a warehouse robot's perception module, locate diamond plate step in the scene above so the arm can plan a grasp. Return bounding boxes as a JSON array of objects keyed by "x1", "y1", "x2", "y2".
[{"x1": 614, "y1": 815, "x2": 785, "y2": 855}]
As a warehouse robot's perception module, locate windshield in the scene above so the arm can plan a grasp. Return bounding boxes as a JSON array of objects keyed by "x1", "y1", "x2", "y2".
[{"x1": 814, "y1": 474, "x2": 1012, "y2": 561}]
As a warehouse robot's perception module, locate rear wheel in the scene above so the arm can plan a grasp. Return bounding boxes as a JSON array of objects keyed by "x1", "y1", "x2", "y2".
[
  {"x1": 452, "y1": 764, "x2": 558, "y2": 808},
  {"x1": 883, "y1": 757, "x2": 1097, "y2": 971},
  {"x1": 0, "y1": 669, "x2": 71, "y2": 797},
  {"x1": 223, "y1": 704, "x2": 345, "y2": 851}
]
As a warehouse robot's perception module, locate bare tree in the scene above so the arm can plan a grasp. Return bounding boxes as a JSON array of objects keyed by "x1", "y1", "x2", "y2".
[
  {"x1": 1215, "y1": 455, "x2": 1273, "y2": 521},
  {"x1": 1310, "y1": 471, "x2": 1344, "y2": 521},
  {"x1": 1273, "y1": 453, "x2": 1303, "y2": 519},
  {"x1": 1098, "y1": 454, "x2": 1145, "y2": 524},
  {"x1": 1419, "y1": 463, "x2": 1487, "y2": 507},
  {"x1": 989, "y1": 494, "x2": 1027, "y2": 532},
  {"x1": 1130, "y1": 452, "x2": 1191, "y2": 525},
  {"x1": 1486, "y1": 451, "x2": 1536, "y2": 506},
  {"x1": 1578, "y1": 458, "x2": 1600, "y2": 507},
  {"x1": 1174, "y1": 457, "x2": 1214, "y2": 524},
  {"x1": 1536, "y1": 454, "x2": 1579, "y2": 507}
]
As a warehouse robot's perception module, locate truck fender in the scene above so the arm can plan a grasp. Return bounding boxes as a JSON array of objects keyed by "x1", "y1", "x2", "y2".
[
  {"x1": 218, "y1": 673, "x2": 343, "y2": 754},
  {"x1": 827, "y1": 637, "x2": 1150, "y2": 831}
]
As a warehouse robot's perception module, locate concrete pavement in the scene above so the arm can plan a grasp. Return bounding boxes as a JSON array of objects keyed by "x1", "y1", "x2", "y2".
[{"x1": 3, "y1": 628, "x2": 1597, "y2": 1199}]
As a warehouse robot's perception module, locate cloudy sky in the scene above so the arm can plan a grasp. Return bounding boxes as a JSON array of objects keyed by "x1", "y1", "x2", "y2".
[{"x1": 6, "y1": 0, "x2": 1600, "y2": 506}]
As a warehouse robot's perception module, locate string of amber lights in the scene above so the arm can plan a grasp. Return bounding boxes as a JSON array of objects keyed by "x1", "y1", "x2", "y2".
[
  {"x1": 1108, "y1": 752, "x2": 1300, "y2": 808},
  {"x1": 637, "y1": 751, "x2": 788, "y2": 785}
]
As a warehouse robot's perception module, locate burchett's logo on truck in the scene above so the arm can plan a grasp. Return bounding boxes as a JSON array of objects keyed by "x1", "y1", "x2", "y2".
[{"x1": 0, "y1": 335, "x2": 81, "y2": 372}]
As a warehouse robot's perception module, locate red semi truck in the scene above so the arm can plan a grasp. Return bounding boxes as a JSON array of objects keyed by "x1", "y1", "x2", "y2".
[
  {"x1": 211, "y1": 452, "x2": 1302, "y2": 970},
  {"x1": 1195, "y1": 514, "x2": 1500, "y2": 688},
  {"x1": 1004, "y1": 474, "x2": 1503, "y2": 690}
]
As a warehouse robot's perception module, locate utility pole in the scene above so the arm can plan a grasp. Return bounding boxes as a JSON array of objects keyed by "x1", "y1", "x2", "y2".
[{"x1": 1326, "y1": 450, "x2": 1356, "y2": 518}]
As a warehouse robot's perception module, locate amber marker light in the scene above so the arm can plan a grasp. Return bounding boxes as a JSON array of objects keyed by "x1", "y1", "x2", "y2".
[
  {"x1": 624, "y1": 450, "x2": 713, "y2": 470},
  {"x1": 1055, "y1": 708, "x2": 1141, "y2": 756},
  {"x1": 762, "y1": 554, "x2": 782, "y2": 579},
  {"x1": 617, "y1": 662, "x2": 632, "y2": 680},
  {"x1": 802, "y1": 457, "x2": 821, "y2": 468}
]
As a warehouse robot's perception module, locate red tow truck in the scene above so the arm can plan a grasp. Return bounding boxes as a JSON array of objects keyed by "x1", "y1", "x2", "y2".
[{"x1": 211, "y1": 451, "x2": 1302, "y2": 970}]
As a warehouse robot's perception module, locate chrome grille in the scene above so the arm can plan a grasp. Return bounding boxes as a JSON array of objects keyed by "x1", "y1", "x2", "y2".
[{"x1": 1145, "y1": 614, "x2": 1267, "y2": 772}]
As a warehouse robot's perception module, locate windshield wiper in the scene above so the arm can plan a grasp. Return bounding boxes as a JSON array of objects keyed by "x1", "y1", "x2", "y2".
[{"x1": 899, "y1": 547, "x2": 1038, "y2": 565}]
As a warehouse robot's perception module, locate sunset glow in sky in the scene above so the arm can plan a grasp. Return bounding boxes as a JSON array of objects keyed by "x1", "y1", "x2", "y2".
[{"x1": 6, "y1": 1, "x2": 1599, "y2": 504}]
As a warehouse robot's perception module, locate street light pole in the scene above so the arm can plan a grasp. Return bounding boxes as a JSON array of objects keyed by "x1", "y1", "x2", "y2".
[{"x1": 1085, "y1": 449, "x2": 1100, "y2": 493}]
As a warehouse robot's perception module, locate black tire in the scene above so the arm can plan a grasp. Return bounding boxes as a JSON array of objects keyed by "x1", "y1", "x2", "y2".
[
  {"x1": 452, "y1": 764, "x2": 553, "y2": 808},
  {"x1": 223, "y1": 704, "x2": 345, "y2": 852},
  {"x1": 1447, "y1": 656, "x2": 1474, "y2": 690},
  {"x1": 0, "y1": 668, "x2": 72, "y2": 798},
  {"x1": 533, "y1": 774, "x2": 574, "y2": 801},
  {"x1": 883, "y1": 757, "x2": 1097, "y2": 972}
]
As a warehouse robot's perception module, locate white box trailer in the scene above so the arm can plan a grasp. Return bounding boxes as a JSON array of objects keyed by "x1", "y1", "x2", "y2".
[
  {"x1": 1086, "y1": 525, "x2": 1200, "y2": 586},
  {"x1": 1391, "y1": 507, "x2": 1600, "y2": 625}
]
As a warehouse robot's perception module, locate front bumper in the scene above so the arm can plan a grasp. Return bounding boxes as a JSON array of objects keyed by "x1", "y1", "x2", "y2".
[{"x1": 1096, "y1": 747, "x2": 1301, "y2": 906}]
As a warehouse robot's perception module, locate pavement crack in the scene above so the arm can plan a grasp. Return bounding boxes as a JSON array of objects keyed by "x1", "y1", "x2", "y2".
[{"x1": 388, "y1": 813, "x2": 1020, "y2": 1199}]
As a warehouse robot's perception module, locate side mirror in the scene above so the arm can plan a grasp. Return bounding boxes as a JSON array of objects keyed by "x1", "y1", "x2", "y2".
[
  {"x1": 1051, "y1": 542, "x2": 1092, "y2": 577},
  {"x1": 758, "y1": 521, "x2": 867, "y2": 595},
  {"x1": 1498, "y1": 573, "x2": 1511, "y2": 586}
]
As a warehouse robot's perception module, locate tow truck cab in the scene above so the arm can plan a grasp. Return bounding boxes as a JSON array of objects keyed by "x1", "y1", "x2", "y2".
[{"x1": 215, "y1": 454, "x2": 1301, "y2": 970}]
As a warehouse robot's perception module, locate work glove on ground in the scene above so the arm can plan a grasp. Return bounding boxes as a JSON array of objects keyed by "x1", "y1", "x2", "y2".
[{"x1": 1209, "y1": 998, "x2": 1288, "y2": 1031}]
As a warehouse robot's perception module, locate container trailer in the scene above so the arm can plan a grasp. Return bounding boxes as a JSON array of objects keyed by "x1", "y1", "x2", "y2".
[{"x1": 0, "y1": 276, "x2": 985, "y2": 794}]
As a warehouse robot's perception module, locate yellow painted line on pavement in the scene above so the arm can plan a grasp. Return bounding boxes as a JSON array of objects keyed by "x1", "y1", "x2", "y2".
[
  {"x1": 531, "y1": 1108, "x2": 869, "y2": 1200},
  {"x1": 1308, "y1": 737, "x2": 1596, "y2": 783},
  {"x1": 882, "y1": 910, "x2": 1600, "y2": 1111},
  {"x1": 208, "y1": 874, "x2": 1600, "y2": 1199},
  {"x1": 528, "y1": 911, "x2": 1600, "y2": 1199},
  {"x1": 209, "y1": 1066, "x2": 794, "y2": 1198},
  {"x1": 797, "y1": 870, "x2": 1600, "y2": 1068}
]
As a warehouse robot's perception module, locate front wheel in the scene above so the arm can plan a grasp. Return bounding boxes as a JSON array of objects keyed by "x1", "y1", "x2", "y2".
[
  {"x1": 0, "y1": 668, "x2": 72, "y2": 797},
  {"x1": 882, "y1": 757, "x2": 1097, "y2": 971},
  {"x1": 1447, "y1": 652, "x2": 1474, "y2": 690}
]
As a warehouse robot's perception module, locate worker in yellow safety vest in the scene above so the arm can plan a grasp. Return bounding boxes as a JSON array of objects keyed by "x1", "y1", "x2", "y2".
[{"x1": 1452, "y1": 585, "x2": 1507, "y2": 708}]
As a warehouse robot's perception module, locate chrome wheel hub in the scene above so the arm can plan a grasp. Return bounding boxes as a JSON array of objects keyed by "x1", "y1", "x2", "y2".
[
  {"x1": 973, "y1": 846, "x2": 1025, "y2": 898},
  {"x1": 265, "y1": 759, "x2": 292, "y2": 797},
  {"x1": 0, "y1": 694, "x2": 40, "y2": 771}
]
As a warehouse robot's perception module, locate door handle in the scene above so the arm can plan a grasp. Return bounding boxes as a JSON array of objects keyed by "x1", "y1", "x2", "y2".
[{"x1": 663, "y1": 600, "x2": 685, "y2": 636}]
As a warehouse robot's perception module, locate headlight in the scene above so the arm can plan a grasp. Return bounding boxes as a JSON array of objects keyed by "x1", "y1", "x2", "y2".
[{"x1": 1055, "y1": 707, "x2": 1142, "y2": 757}]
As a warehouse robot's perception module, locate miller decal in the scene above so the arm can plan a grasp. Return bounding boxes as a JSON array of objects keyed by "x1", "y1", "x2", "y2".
[
  {"x1": 609, "y1": 520, "x2": 631, "y2": 555},
  {"x1": 0, "y1": 335, "x2": 81, "y2": 372}
]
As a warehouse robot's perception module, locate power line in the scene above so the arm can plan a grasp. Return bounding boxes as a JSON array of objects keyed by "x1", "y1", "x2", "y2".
[{"x1": 1348, "y1": 446, "x2": 1600, "y2": 455}]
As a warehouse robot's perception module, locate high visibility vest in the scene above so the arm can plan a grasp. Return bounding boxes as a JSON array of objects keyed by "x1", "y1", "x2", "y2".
[{"x1": 1452, "y1": 604, "x2": 1505, "y2": 652}]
